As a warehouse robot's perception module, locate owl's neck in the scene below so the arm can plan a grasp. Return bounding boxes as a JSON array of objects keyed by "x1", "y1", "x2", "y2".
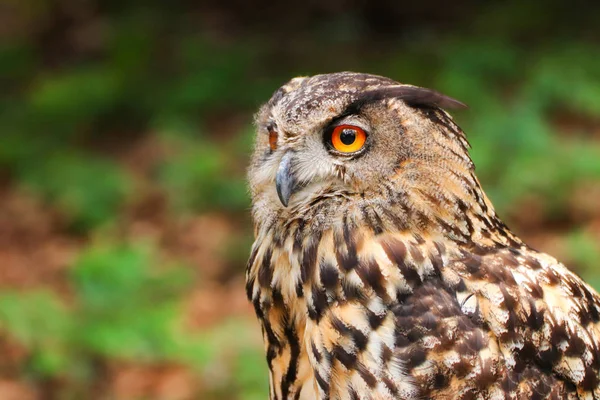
[
  {"x1": 252, "y1": 168, "x2": 520, "y2": 253},
  {"x1": 247, "y1": 178, "x2": 523, "y2": 399},
  {"x1": 248, "y1": 172, "x2": 523, "y2": 324},
  {"x1": 247, "y1": 170, "x2": 524, "y2": 341},
  {"x1": 249, "y1": 188, "x2": 520, "y2": 296}
]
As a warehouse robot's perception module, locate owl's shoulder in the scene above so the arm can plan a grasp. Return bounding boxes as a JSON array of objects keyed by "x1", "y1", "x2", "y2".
[
  {"x1": 438, "y1": 244, "x2": 600, "y2": 395},
  {"x1": 360, "y1": 233, "x2": 600, "y2": 396}
]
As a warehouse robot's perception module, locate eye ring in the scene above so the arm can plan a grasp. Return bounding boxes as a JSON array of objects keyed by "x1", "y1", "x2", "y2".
[
  {"x1": 328, "y1": 124, "x2": 367, "y2": 154},
  {"x1": 267, "y1": 124, "x2": 278, "y2": 151}
]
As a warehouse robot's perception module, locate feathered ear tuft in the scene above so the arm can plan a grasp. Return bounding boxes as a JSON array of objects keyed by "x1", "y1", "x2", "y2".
[
  {"x1": 385, "y1": 85, "x2": 468, "y2": 110},
  {"x1": 344, "y1": 85, "x2": 467, "y2": 115}
]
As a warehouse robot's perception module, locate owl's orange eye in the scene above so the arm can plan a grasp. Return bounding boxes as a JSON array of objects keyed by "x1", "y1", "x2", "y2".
[
  {"x1": 268, "y1": 127, "x2": 278, "y2": 151},
  {"x1": 330, "y1": 125, "x2": 367, "y2": 153}
]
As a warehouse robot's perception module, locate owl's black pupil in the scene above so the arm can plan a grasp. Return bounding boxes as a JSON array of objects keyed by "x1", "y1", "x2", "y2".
[{"x1": 340, "y1": 129, "x2": 356, "y2": 145}]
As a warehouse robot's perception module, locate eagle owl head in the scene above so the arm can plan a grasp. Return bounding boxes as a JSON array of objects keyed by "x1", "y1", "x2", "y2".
[{"x1": 247, "y1": 72, "x2": 506, "y2": 245}]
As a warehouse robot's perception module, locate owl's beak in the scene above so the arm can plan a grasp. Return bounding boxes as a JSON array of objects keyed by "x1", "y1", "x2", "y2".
[{"x1": 276, "y1": 152, "x2": 298, "y2": 207}]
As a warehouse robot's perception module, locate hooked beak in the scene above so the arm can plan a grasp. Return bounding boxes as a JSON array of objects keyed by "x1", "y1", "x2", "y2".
[{"x1": 276, "y1": 152, "x2": 298, "y2": 207}]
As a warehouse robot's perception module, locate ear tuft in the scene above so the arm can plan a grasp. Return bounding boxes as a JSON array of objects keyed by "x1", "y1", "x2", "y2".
[
  {"x1": 351, "y1": 85, "x2": 467, "y2": 112},
  {"x1": 387, "y1": 86, "x2": 468, "y2": 110}
]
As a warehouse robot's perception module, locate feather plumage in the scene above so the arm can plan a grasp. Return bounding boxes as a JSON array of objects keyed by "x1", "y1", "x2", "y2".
[{"x1": 246, "y1": 72, "x2": 600, "y2": 399}]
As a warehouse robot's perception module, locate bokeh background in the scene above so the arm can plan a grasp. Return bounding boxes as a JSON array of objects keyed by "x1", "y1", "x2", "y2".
[{"x1": 1, "y1": 1, "x2": 600, "y2": 399}]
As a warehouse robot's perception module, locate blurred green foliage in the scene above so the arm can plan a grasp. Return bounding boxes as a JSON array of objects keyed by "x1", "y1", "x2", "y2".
[
  {"x1": 568, "y1": 231, "x2": 600, "y2": 289},
  {"x1": 1, "y1": 1, "x2": 600, "y2": 398},
  {"x1": 0, "y1": 244, "x2": 191, "y2": 374},
  {"x1": 0, "y1": 291, "x2": 72, "y2": 377},
  {"x1": 0, "y1": 242, "x2": 264, "y2": 398},
  {"x1": 157, "y1": 132, "x2": 249, "y2": 213},
  {"x1": 72, "y1": 243, "x2": 191, "y2": 361}
]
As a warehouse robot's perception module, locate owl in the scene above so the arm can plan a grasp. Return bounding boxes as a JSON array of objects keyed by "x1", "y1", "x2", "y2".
[{"x1": 246, "y1": 72, "x2": 600, "y2": 399}]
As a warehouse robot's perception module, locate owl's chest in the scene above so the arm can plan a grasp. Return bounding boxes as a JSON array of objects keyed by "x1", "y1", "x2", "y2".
[
  {"x1": 247, "y1": 242, "x2": 319, "y2": 399},
  {"x1": 263, "y1": 301, "x2": 317, "y2": 400}
]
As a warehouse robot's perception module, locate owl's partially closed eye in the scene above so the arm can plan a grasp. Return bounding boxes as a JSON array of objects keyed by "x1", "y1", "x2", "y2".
[{"x1": 246, "y1": 72, "x2": 600, "y2": 400}]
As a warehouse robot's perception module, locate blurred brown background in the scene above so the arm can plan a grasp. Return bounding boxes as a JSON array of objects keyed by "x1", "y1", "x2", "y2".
[{"x1": 1, "y1": 1, "x2": 600, "y2": 399}]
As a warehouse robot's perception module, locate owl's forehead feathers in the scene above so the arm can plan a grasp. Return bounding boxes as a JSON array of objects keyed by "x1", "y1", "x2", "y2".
[
  {"x1": 266, "y1": 72, "x2": 398, "y2": 135},
  {"x1": 262, "y1": 72, "x2": 466, "y2": 136}
]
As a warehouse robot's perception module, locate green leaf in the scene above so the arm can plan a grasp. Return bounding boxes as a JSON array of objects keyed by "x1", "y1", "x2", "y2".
[{"x1": 0, "y1": 291, "x2": 73, "y2": 376}]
